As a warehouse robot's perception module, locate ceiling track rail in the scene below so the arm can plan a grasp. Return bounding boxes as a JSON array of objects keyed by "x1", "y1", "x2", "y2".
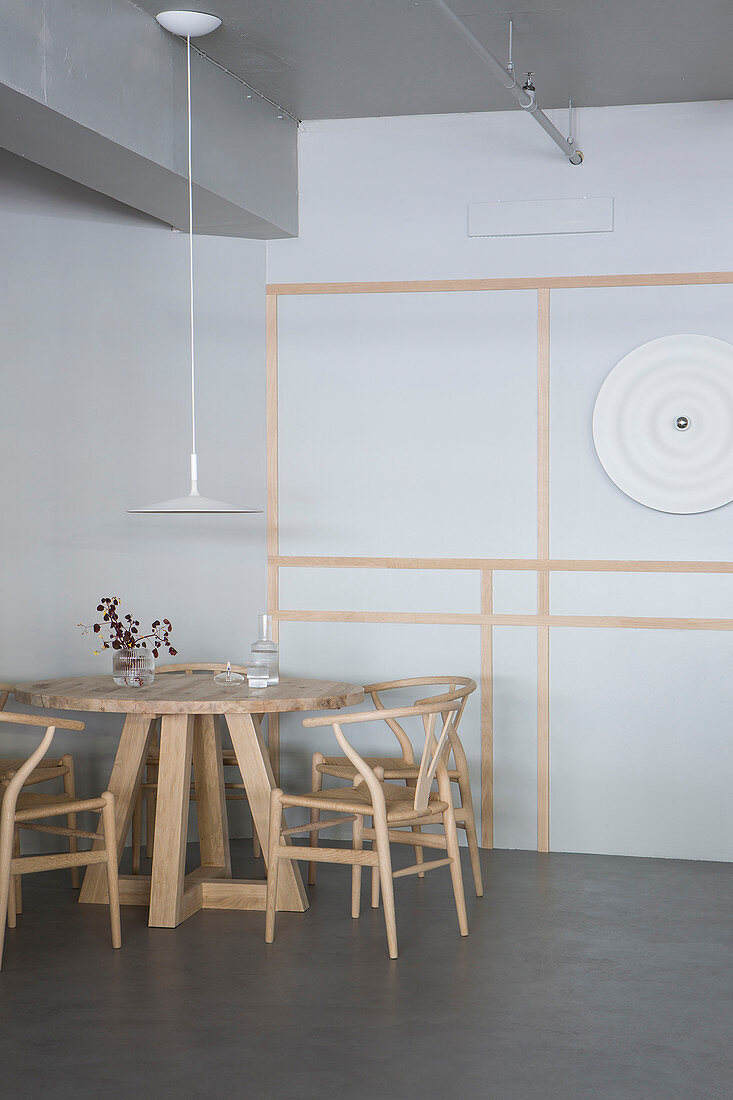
[
  {"x1": 432, "y1": 0, "x2": 583, "y2": 164},
  {"x1": 190, "y1": 41, "x2": 301, "y2": 126}
]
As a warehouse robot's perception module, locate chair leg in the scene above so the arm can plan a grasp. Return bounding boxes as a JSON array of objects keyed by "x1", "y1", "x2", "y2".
[
  {"x1": 62, "y1": 754, "x2": 80, "y2": 889},
  {"x1": 441, "y1": 800, "x2": 469, "y2": 938},
  {"x1": 373, "y1": 813, "x2": 398, "y2": 959},
  {"x1": 0, "y1": 806, "x2": 16, "y2": 970},
  {"x1": 371, "y1": 863, "x2": 380, "y2": 909},
  {"x1": 454, "y1": 775, "x2": 484, "y2": 898},
  {"x1": 351, "y1": 811, "x2": 363, "y2": 919},
  {"x1": 370, "y1": 810, "x2": 380, "y2": 908},
  {"x1": 6, "y1": 860, "x2": 16, "y2": 929},
  {"x1": 446, "y1": 730, "x2": 484, "y2": 898},
  {"x1": 12, "y1": 827, "x2": 21, "y2": 915},
  {"x1": 101, "y1": 792, "x2": 122, "y2": 949},
  {"x1": 405, "y1": 778, "x2": 425, "y2": 878},
  {"x1": 308, "y1": 753, "x2": 324, "y2": 886},
  {"x1": 265, "y1": 789, "x2": 283, "y2": 943},
  {"x1": 131, "y1": 790, "x2": 142, "y2": 875}
]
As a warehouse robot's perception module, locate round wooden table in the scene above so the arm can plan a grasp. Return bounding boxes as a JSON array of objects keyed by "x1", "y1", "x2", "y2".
[{"x1": 14, "y1": 675, "x2": 364, "y2": 928}]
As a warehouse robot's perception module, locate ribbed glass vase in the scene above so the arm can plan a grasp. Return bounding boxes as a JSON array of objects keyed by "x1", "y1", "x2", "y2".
[{"x1": 112, "y1": 648, "x2": 155, "y2": 687}]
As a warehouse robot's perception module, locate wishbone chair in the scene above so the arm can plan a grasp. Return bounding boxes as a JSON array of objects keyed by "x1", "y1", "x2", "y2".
[
  {"x1": 0, "y1": 711, "x2": 121, "y2": 969},
  {"x1": 309, "y1": 676, "x2": 482, "y2": 896},
  {"x1": 0, "y1": 685, "x2": 81, "y2": 914},
  {"x1": 265, "y1": 697, "x2": 469, "y2": 959}
]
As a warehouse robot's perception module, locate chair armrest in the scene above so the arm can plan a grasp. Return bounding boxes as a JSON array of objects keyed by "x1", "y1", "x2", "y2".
[{"x1": 0, "y1": 712, "x2": 85, "y2": 731}]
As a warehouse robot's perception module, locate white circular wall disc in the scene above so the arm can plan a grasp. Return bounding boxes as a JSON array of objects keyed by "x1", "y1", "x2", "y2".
[
  {"x1": 156, "y1": 10, "x2": 222, "y2": 36},
  {"x1": 592, "y1": 334, "x2": 733, "y2": 514}
]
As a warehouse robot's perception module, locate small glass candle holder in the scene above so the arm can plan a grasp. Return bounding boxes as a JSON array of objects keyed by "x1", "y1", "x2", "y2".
[{"x1": 213, "y1": 661, "x2": 245, "y2": 685}]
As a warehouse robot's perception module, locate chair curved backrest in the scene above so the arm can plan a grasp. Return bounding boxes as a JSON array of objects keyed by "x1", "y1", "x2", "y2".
[
  {"x1": 0, "y1": 690, "x2": 75, "y2": 777},
  {"x1": 362, "y1": 677, "x2": 477, "y2": 765},
  {"x1": 303, "y1": 698, "x2": 463, "y2": 815},
  {"x1": 0, "y1": 711, "x2": 85, "y2": 795}
]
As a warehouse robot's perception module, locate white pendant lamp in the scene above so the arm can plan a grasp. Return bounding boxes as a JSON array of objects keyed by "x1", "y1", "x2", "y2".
[{"x1": 130, "y1": 11, "x2": 260, "y2": 514}]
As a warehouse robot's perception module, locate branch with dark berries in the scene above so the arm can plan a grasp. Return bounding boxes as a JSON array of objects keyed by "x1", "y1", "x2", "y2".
[{"x1": 79, "y1": 597, "x2": 177, "y2": 658}]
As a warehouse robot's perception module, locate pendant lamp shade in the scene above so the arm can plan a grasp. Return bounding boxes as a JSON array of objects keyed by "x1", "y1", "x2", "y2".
[
  {"x1": 130, "y1": 12, "x2": 260, "y2": 516},
  {"x1": 129, "y1": 458, "x2": 260, "y2": 514},
  {"x1": 130, "y1": 496, "x2": 258, "y2": 514}
]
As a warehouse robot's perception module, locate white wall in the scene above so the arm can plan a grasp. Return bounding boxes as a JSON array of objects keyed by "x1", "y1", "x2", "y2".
[
  {"x1": 0, "y1": 150, "x2": 267, "y2": 839},
  {"x1": 267, "y1": 100, "x2": 733, "y2": 860},
  {"x1": 268, "y1": 100, "x2": 733, "y2": 284}
]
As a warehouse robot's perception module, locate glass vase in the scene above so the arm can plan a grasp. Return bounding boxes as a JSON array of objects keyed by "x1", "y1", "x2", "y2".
[{"x1": 112, "y1": 648, "x2": 155, "y2": 687}]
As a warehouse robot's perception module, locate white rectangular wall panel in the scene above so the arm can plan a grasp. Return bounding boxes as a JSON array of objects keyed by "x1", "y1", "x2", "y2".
[
  {"x1": 279, "y1": 567, "x2": 479, "y2": 614},
  {"x1": 550, "y1": 628, "x2": 733, "y2": 861},
  {"x1": 467, "y1": 197, "x2": 614, "y2": 238},
  {"x1": 492, "y1": 627, "x2": 537, "y2": 850},
  {"x1": 551, "y1": 571, "x2": 733, "y2": 620},
  {"x1": 277, "y1": 290, "x2": 538, "y2": 558}
]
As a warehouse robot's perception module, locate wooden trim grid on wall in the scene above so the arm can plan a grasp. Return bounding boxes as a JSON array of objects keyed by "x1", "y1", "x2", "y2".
[{"x1": 265, "y1": 271, "x2": 733, "y2": 852}]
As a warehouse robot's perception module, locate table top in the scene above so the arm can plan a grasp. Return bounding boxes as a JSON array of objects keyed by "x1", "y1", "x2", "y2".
[{"x1": 13, "y1": 675, "x2": 365, "y2": 715}]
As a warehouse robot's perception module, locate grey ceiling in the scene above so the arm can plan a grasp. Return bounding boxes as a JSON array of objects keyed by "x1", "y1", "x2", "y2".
[{"x1": 133, "y1": 1, "x2": 732, "y2": 120}]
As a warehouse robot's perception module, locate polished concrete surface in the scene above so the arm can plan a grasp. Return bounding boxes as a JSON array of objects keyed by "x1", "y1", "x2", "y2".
[{"x1": 1, "y1": 842, "x2": 732, "y2": 1099}]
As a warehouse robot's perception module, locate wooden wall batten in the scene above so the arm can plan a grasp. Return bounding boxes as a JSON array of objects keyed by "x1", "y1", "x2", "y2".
[
  {"x1": 480, "y1": 571, "x2": 493, "y2": 849},
  {"x1": 536, "y1": 289, "x2": 551, "y2": 853},
  {"x1": 266, "y1": 294, "x2": 280, "y2": 781},
  {"x1": 265, "y1": 270, "x2": 733, "y2": 851},
  {"x1": 267, "y1": 271, "x2": 733, "y2": 297}
]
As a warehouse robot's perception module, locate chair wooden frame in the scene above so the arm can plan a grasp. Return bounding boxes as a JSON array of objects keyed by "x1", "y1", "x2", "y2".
[
  {"x1": 0, "y1": 684, "x2": 80, "y2": 909},
  {"x1": 309, "y1": 676, "x2": 482, "y2": 896},
  {"x1": 0, "y1": 711, "x2": 121, "y2": 969},
  {"x1": 265, "y1": 697, "x2": 469, "y2": 959}
]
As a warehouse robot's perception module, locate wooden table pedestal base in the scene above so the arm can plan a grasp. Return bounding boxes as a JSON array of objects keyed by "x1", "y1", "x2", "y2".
[
  {"x1": 78, "y1": 710, "x2": 310, "y2": 927},
  {"x1": 114, "y1": 866, "x2": 298, "y2": 921}
]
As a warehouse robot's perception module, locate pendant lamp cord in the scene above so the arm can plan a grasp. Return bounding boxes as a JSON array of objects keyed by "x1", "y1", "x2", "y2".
[{"x1": 187, "y1": 35, "x2": 197, "y2": 464}]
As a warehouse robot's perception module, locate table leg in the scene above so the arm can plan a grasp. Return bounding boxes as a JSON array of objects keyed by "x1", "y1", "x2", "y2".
[
  {"x1": 79, "y1": 714, "x2": 155, "y2": 905},
  {"x1": 192, "y1": 715, "x2": 231, "y2": 875},
  {"x1": 149, "y1": 715, "x2": 194, "y2": 928},
  {"x1": 225, "y1": 713, "x2": 308, "y2": 913}
]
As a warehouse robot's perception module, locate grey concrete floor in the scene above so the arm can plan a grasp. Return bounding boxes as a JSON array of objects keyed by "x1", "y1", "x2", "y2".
[{"x1": 1, "y1": 842, "x2": 732, "y2": 1099}]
